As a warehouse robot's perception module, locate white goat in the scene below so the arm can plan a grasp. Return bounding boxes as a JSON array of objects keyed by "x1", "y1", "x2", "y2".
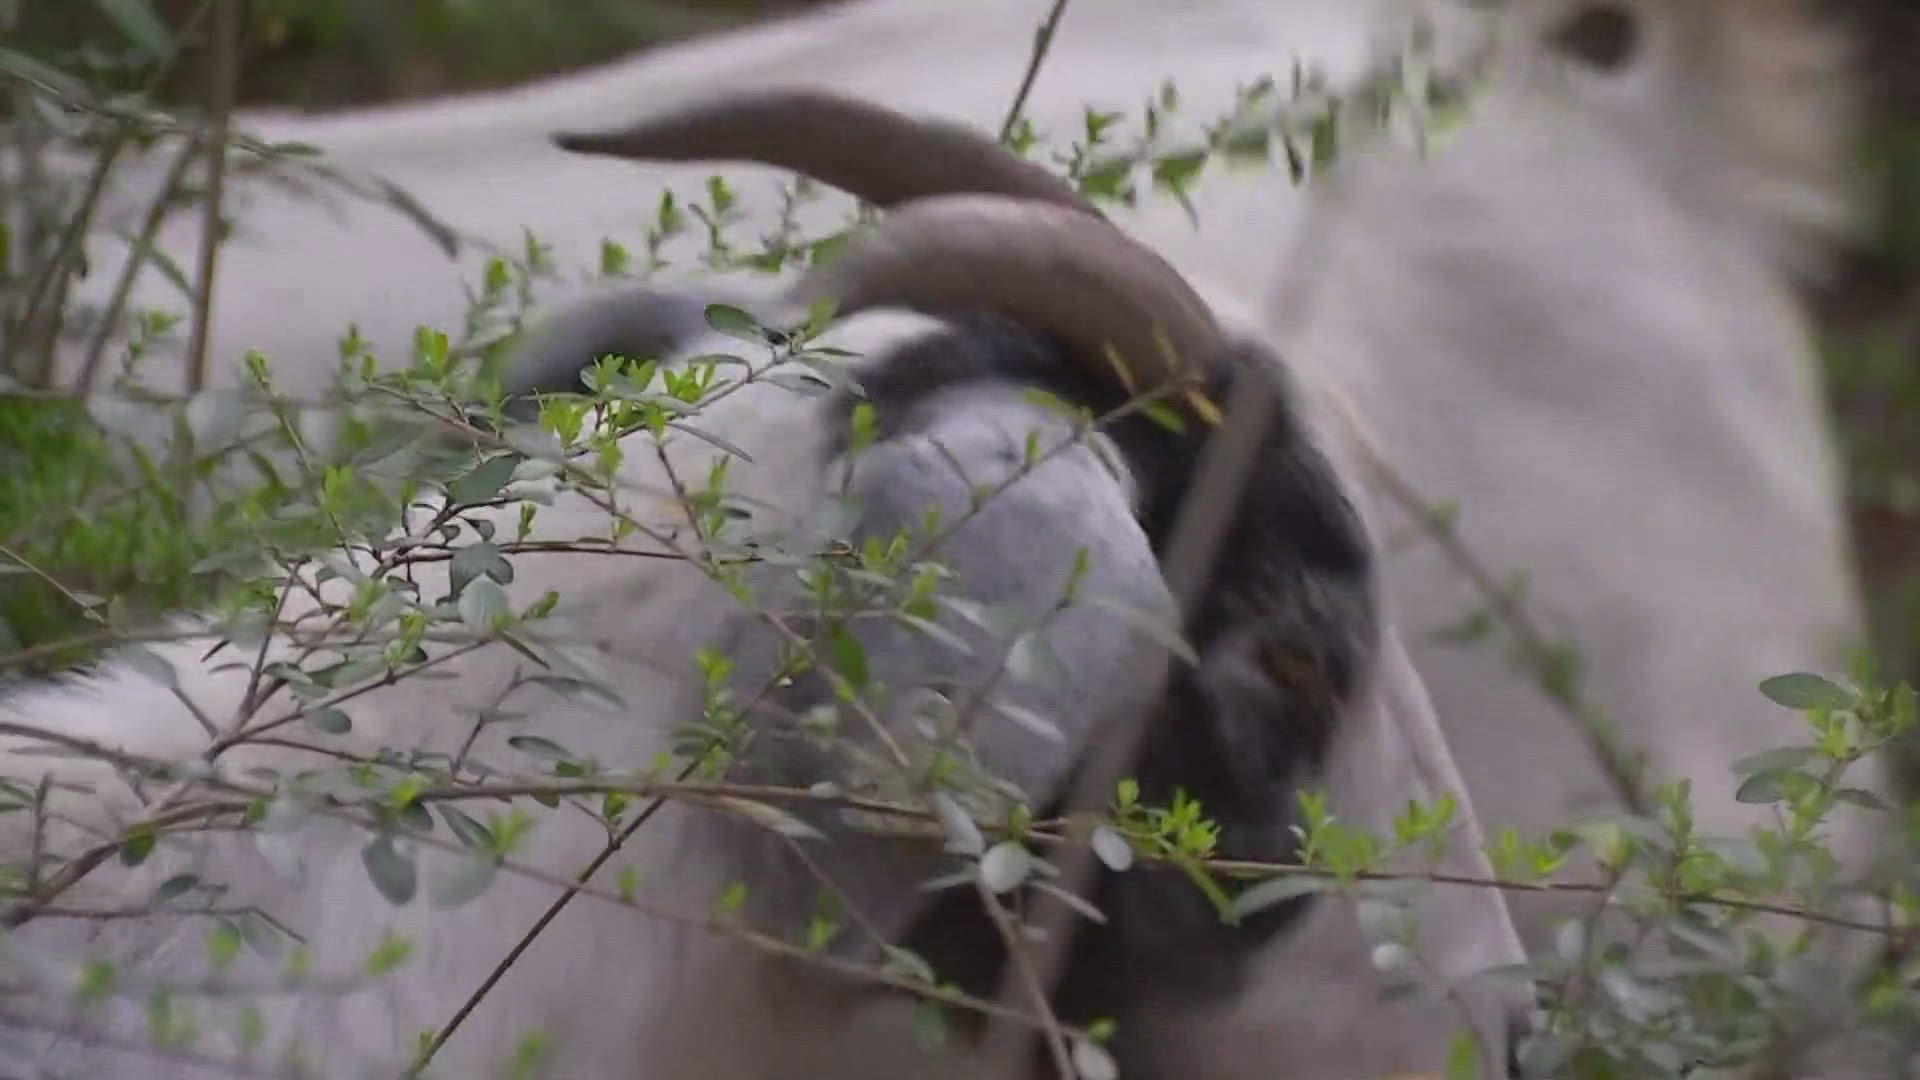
[{"x1": 6, "y1": 0, "x2": 1887, "y2": 1075}]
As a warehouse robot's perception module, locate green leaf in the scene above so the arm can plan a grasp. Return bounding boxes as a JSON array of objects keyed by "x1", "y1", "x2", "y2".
[
  {"x1": 121, "y1": 644, "x2": 178, "y2": 690},
  {"x1": 1444, "y1": 1032, "x2": 1484, "y2": 1080},
  {"x1": 1226, "y1": 873, "x2": 1328, "y2": 921},
  {"x1": 827, "y1": 626, "x2": 869, "y2": 693},
  {"x1": 1730, "y1": 745, "x2": 1818, "y2": 776},
  {"x1": 427, "y1": 853, "x2": 498, "y2": 910},
  {"x1": 205, "y1": 923, "x2": 241, "y2": 969},
  {"x1": 151, "y1": 873, "x2": 198, "y2": 904},
  {"x1": 439, "y1": 806, "x2": 495, "y2": 850},
  {"x1": 1091, "y1": 826, "x2": 1134, "y2": 872},
  {"x1": 90, "y1": 0, "x2": 173, "y2": 58},
  {"x1": 507, "y1": 734, "x2": 570, "y2": 760},
  {"x1": 931, "y1": 792, "x2": 985, "y2": 858},
  {"x1": 978, "y1": 841, "x2": 1033, "y2": 894},
  {"x1": 1139, "y1": 401, "x2": 1186, "y2": 434},
  {"x1": 450, "y1": 543, "x2": 513, "y2": 595},
  {"x1": 1734, "y1": 769, "x2": 1793, "y2": 805},
  {"x1": 1835, "y1": 787, "x2": 1891, "y2": 812},
  {"x1": 703, "y1": 303, "x2": 768, "y2": 344},
  {"x1": 446, "y1": 454, "x2": 520, "y2": 505},
  {"x1": 361, "y1": 835, "x2": 418, "y2": 905},
  {"x1": 119, "y1": 828, "x2": 156, "y2": 867},
  {"x1": 1758, "y1": 672, "x2": 1851, "y2": 712},
  {"x1": 1087, "y1": 597, "x2": 1198, "y2": 666},
  {"x1": 305, "y1": 708, "x2": 352, "y2": 736},
  {"x1": 363, "y1": 930, "x2": 414, "y2": 977},
  {"x1": 1072, "y1": 1038, "x2": 1119, "y2": 1080},
  {"x1": 714, "y1": 796, "x2": 826, "y2": 841},
  {"x1": 458, "y1": 575, "x2": 512, "y2": 633},
  {"x1": 987, "y1": 698, "x2": 1065, "y2": 745}
]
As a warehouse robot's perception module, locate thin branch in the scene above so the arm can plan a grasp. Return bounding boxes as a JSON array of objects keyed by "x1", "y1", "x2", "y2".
[
  {"x1": 182, "y1": 0, "x2": 244, "y2": 394},
  {"x1": 1357, "y1": 441, "x2": 1653, "y2": 816},
  {"x1": 77, "y1": 136, "x2": 202, "y2": 391},
  {"x1": 999, "y1": 0, "x2": 1073, "y2": 144},
  {"x1": 980, "y1": 375, "x2": 1278, "y2": 1074},
  {"x1": 403, "y1": 762, "x2": 699, "y2": 1077}
]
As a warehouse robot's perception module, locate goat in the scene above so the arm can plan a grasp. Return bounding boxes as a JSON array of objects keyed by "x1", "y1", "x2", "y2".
[
  {"x1": 12, "y1": 0, "x2": 1886, "y2": 1072},
  {"x1": 0, "y1": 154, "x2": 1530, "y2": 1080},
  {"x1": 483, "y1": 0, "x2": 1890, "y2": 1070}
]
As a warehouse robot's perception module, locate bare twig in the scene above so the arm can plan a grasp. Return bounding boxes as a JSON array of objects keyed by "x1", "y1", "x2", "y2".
[
  {"x1": 403, "y1": 762, "x2": 700, "y2": 1077},
  {"x1": 182, "y1": 0, "x2": 244, "y2": 393},
  {"x1": 980, "y1": 375, "x2": 1278, "y2": 1075},
  {"x1": 1356, "y1": 443, "x2": 1653, "y2": 816},
  {"x1": 77, "y1": 137, "x2": 202, "y2": 391},
  {"x1": 999, "y1": 0, "x2": 1073, "y2": 144}
]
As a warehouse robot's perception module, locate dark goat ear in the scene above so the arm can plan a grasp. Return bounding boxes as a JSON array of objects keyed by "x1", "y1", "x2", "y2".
[
  {"x1": 492, "y1": 283, "x2": 773, "y2": 421},
  {"x1": 1551, "y1": 3, "x2": 1640, "y2": 72}
]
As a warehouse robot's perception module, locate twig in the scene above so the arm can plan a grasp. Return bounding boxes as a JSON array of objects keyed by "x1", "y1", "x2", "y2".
[
  {"x1": 0, "y1": 542, "x2": 103, "y2": 623},
  {"x1": 403, "y1": 763, "x2": 700, "y2": 1077},
  {"x1": 1356, "y1": 442, "x2": 1653, "y2": 816},
  {"x1": 979, "y1": 374, "x2": 1279, "y2": 1075},
  {"x1": 182, "y1": 0, "x2": 244, "y2": 394},
  {"x1": 77, "y1": 136, "x2": 202, "y2": 391},
  {"x1": 13, "y1": 137, "x2": 132, "y2": 386},
  {"x1": 999, "y1": 0, "x2": 1073, "y2": 144}
]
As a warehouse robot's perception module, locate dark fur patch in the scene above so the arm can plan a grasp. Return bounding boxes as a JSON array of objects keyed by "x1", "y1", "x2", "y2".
[{"x1": 824, "y1": 313, "x2": 1378, "y2": 1057}]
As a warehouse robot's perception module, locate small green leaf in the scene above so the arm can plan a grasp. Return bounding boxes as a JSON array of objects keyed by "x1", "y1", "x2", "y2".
[
  {"x1": 363, "y1": 930, "x2": 414, "y2": 977},
  {"x1": 1087, "y1": 597, "x2": 1197, "y2": 666},
  {"x1": 988, "y1": 698, "x2": 1066, "y2": 745},
  {"x1": 1072, "y1": 1038, "x2": 1119, "y2": 1080},
  {"x1": 715, "y1": 797, "x2": 826, "y2": 841},
  {"x1": 1227, "y1": 873, "x2": 1328, "y2": 920},
  {"x1": 1444, "y1": 1032, "x2": 1484, "y2": 1080},
  {"x1": 932, "y1": 792, "x2": 986, "y2": 857},
  {"x1": 151, "y1": 874, "x2": 198, "y2": 904},
  {"x1": 508, "y1": 735, "x2": 570, "y2": 760},
  {"x1": 205, "y1": 923, "x2": 241, "y2": 969},
  {"x1": 979, "y1": 841, "x2": 1033, "y2": 894},
  {"x1": 121, "y1": 645, "x2": 178, "y2": 690},
  {"x1": 306, "y1": 708, "x2": 352, "y2": 736},
  {"x1": 1759, "y1": 672, "x2": 1851, "y2": 712},
  {"x1": 119, "y1": 828, "x2": 156, "y2": 867},
  {"x1": 1836, "y1": 787, "x2": 1891, "y2": 811},
  {"x1": 1734, "y1": 770, "x2": 1793, "y2": 805},
  {"x1": 439, "y1": 806, "x2": 495, "y2": 850},
  {"x1": 427, "y1": 853, "x2": 498, "y2": 909},
  {"x1": 1730, "y1": 745, "x2": 1818, "y2": 776},
  {"x1": 458, "y1": 575, "x2": 513, "y2": 633},
  {"x1": 827, "y1": 627, "x2": 869, "y2": 692},
  {"x1": 450, "y1": 543, "x2": 514, "y2": 595},
  {"x1": 446, "y1": 454, "x2": 520, "y2": 505},
  {"x1": 1091, "y1": 827, "x2": 1134, "y2": 872},
  {"x1": 361, "y1": 835, "x2": 418, "y2": 906},
  {"x1": 703, "y1": 303, "x2": 768, "y2": 344}
]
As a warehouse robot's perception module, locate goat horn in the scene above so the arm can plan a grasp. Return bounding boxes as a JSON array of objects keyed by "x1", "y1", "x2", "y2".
[
  {"x1": 552, "y1": 87, "x2": 1099, "y2": 217},
  {"x1": 793, "y1": 193, "x2": 1224, "y2": 392}
]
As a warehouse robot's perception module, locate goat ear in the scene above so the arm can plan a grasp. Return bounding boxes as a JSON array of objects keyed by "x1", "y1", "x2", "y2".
[{"x1": 494, "y1": 281, "x2": 781, "y2": 420}]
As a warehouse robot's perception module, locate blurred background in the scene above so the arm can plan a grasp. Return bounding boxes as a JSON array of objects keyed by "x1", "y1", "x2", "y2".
[{"x1": 7, "y1": 0, "x2": 1920, "y2": 783}]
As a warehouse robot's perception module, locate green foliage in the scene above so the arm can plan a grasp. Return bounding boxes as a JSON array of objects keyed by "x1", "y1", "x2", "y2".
[
  {"x1": 9, "y1": 0, "x2": 828, "y2": 112},
  {"x1": 0, "y1": 395, "x2": 216, "y2": 671}
]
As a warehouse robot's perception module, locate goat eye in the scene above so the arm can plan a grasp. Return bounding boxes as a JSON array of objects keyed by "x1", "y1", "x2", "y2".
[{"x1": 1552, "y1": 3, "x2": 1639, "y2": 71}]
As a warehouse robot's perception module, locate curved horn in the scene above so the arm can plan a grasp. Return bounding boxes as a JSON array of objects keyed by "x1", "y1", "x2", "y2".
[
  {"x1": 794, "y1": 193, "x2": 1224, "y2": 392},
  {"x1": 552, "y1": 87, "x2": 1099, "y2": 217}
]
